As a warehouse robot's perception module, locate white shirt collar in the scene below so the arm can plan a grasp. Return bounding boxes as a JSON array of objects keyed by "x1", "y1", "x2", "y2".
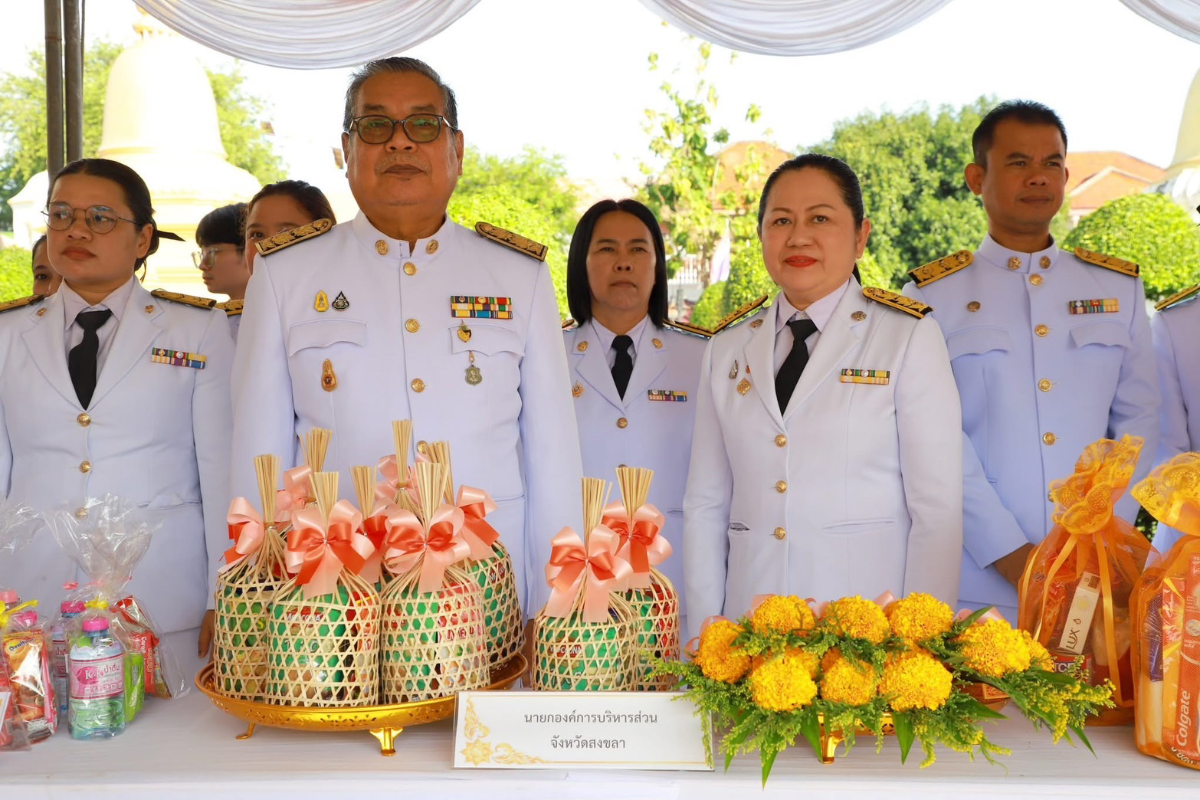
[
  {"x1": 774, "y1": 279, "x2": 850, "y2": 334},
  {"x1": 591, "y1": 315, "x2": 649, "y2": 355},
  {"x1": 60, "y1": 276, "x2": 135, "y2": 330}
]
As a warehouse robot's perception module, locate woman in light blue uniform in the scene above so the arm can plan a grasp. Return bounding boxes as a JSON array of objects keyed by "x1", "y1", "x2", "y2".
[
  {"x1": 0, "y1": 158, "x2": 233, "y2": 654},
  {"x1": 684, "y1": 155, "x2": 963, "y2": 640},
  {"x1": 563, "y1": 199, "x2": 708, "y2": 617}
]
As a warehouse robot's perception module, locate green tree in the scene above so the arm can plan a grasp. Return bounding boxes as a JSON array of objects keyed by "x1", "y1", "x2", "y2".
[
  {"x1": 0, "y1": 41, "x2": 283, "y2": 228},
  {"x1": 690, "y1": 280, "x2": 726, "y2": 329},
  {"x1": 637, "y1": 43, "x2": 766, "y2": 285},
  {"x1": 0, "y1": 246, "x2": 32, "y2": 300},
  {"x1": 808, "y1": 99, "x2": 994, "y2": 288},
  {"x1": 721, "y1": 214, "x2": 776, "y2": 314},
  {"x1": 1063, "y1": 193, "x2": 1200, "y2": 301}
]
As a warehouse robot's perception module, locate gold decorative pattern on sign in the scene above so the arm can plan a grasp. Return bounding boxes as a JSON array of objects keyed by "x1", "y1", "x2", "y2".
[
  {"x1": 151, "y1": 289, "x2": 216, "y2": 310},
  {"x1": 712, "y1": 295, "x2": 769, "y2": 333},
  {"x1": 1155, "y1": 282, "x2": 1200, "y2": 312},
  {"x1": 908, "y1": 250, "x2": 973, "y2": 287},
  {"x1": 1074, "y1": 247, "x2": 1139, "y2": 277},
  {"x1": 0, "y1": 294, "x2": 45, "y2": 314},
  {"x1": 321, "y1": 360, "x2": 337, "y2": 392},
  {"x1": 475, "y1": 221, "x2": 548, "y2": 262},
  {"x1": 255, "y1": 218, "x2": 333, "y2": 257},
  {"x1": 459, "y1": 698, "x2": 545, "y2": 766},
  {"x1": 862, "y1": 287, "x2": 930, "y2": 318}
]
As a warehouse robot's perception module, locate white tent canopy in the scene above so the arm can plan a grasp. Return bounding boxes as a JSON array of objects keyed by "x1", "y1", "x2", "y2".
[{"x1": 132, "y1": 0, "x2": 1200, "y2": 69}]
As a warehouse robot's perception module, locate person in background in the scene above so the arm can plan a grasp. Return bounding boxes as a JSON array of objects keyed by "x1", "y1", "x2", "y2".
[
  {"x1": 242, "y1": 179, "x2": 336, "y2": 275},
  {"x1": 1148, "y1": 280, "x2": 1200, "y2": 552},
  {"x1": 903, "y1": 101, "x2": 1159, "y2": 619},
  {"x1": 194, "y1": 203, "x2": 248, "y2": 339},
  {"x1": 30, "y1": 234, "x2": 62, "y2": 297},
  {"x1": 563, "y1": 198, "x2": 708, "y2": 620},
  {"x1": 0, "y1": 158, "x2": 232, "y2": 656},
  {"x1": 684, "y1": 154, "x2": 962, "y2": 641}
]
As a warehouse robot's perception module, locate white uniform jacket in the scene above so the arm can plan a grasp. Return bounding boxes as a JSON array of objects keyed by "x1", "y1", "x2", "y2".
[
  {"x1": 683, "y1": 280, "x2": 962, "y2": 640},
  {"x1": 1150, "y1": 286, "x2": 1200, "y2": 552},
  {"x1": 905, "y1": 237, "x2": 1160, "y2": 611},
  {"x1": 564, "y1": 321, "x2": 707, "y2": 613},
  {"x1": 231, "y1": 213, "x2": 584, "y2": 611},
  {"x1": 0, "y1": 282, "x2": 233, "y2": 633}
]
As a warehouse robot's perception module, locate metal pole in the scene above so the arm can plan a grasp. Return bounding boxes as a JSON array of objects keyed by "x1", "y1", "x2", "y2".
[
  {"x1": 45, "y1": 0, "x2": 64, "y2": 177},
  {"x1": 63, "y1": 0, "x2": 83, "y2": 162}
]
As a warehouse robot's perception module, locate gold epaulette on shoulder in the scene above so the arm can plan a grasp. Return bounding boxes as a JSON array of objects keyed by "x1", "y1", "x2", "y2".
[
  {"x1": 1074, "y1": 247, "x2": 1139, "y2": 277},
  {"x1": 663, "y1": 319, "x2": 712, "y2": 339},
  {"x1": 0, "y1": 294, "x2": 45, "y2": 314},
  {"x1": 562, "y1": 318, "x2": 578, "y2": 331},
  {"x1": 908, "y1": 250, "x2": 973, "y2": 288},
  {"x1": 475, "y1": 221, "x2": 547, "y2": 262},
  {"x1": 220, "y1": 299, "x2": 244, "y2": 317},
  {"x1": 712, "y1": 295, "x2": 769, "y2": 334},
  {"x1": 863, "y1": 286, "x2": 931, "y2": 319},
  {"x1": 151, "y1": 289, "x2": 217, "y2": 310},
  {"x1": 1156, "y1": 283, "x2": 1200, "y2": 312},
  {"x1": 255, "y1": 218, "x2": 334, "y2": 257}
]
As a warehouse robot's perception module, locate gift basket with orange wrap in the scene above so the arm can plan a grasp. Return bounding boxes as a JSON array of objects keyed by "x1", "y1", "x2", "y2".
[
  {"x1": 1130, "y1": 452, "x2": 1200, "y2": 770},
  {"x1": 1018, "y1": 435, "x2": 1152, "y2": 725}
]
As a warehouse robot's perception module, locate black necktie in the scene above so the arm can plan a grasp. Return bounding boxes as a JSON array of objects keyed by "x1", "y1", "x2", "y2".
[
  {"x1": 612, "y1": 334, "x2": 634, "y2": 399},
  {"x1": 775, "y1": 318, "x2": 818, "y2": 413},
  {"x1": 68, "y1": 309, "x2": 113, "y2": 409}
]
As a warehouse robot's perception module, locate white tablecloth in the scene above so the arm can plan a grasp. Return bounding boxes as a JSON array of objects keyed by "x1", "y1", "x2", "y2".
[{"x1": 6, "y1": 631, "x2": 1197, "y2": 799}]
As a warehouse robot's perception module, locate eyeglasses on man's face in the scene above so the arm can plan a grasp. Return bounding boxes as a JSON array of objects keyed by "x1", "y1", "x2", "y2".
[
  {"x1": 192, "y1": 244, "x2": 242, "y2": 269},
  {"x1": 43, "y1": 203, "x2": 138, "y2": 235},
  {"x1": 347, "y1": 113, "x2": 455, "y2": 145}
]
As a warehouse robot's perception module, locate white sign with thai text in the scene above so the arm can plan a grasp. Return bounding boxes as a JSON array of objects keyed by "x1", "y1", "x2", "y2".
[{"x1": 452, "y1": 690, "x2": 711, "y2": 770}]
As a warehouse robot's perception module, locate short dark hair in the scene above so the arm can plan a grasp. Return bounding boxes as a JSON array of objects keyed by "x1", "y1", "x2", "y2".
[
  {"x1": 30, "y1": 234, "x2": 47, "y2": 266},
  {"x1": 343, "y1": 57, "x2": 458, "y2": 133},
  {"x1": 50, "y1": 158, "x2": 163, "y2": 272},
  {"x1": 972, "y1": 100, "x2": 1068, "y2": 166},
  {"x1": 757, "y1": 153, "x2": 865, "y2": 284},
  {"x1": 566, "y1": 199, "x2": 669, "y2": 328},
  {"x1": 196, "y1": 203, "x2": 247, "y2": 249},
  {"x1": 244, "y1": 180, "x2": 336, "y2": 234}
]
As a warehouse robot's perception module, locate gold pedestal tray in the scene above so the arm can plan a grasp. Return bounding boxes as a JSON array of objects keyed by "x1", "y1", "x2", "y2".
[{"x1": 196, "y1": 654, "x2": 527, "y2": 756}]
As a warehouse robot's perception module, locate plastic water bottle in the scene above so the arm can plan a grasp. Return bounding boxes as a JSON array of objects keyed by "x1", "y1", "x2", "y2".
[
  {"x1": 51, "y1": 601, "x2": 85, "y2": 722},
  {"x1": 68, "y1": 617, "x2": 125, "y2": 739}
]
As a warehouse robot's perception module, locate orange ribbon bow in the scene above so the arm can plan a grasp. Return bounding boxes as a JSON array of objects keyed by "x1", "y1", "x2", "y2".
[
  {"x1": 601, "y1": 501, "x2": 668, "y2": 589},
  {"x1": 456, "y1": 485, "x2": 501, "y2": 561},
  {"x1": 275, "y1": 465, "x2": 312, "y2": 522},
  {"x1": 285, "y1": 501, "x2": 372, "y2": 599},
  {"x1": 222, "y1": 497, "x2": 267, "y2": 573},
  {"x1": 358, "y1": 507, "x2": 396, "y2": 586},
  {"x1": 543, "y1": 525, "x2": 632, "y2": 623},
  {"x1": 381, "y1": 504, "x2": 470, "y2": 594}
]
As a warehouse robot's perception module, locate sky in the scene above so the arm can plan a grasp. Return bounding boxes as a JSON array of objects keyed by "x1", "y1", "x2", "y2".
[{"x1": 4, "y1": 0, "x2": 1200, "y2": 201}]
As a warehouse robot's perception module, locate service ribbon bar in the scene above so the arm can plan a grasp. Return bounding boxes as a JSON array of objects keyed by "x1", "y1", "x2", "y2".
[
  {"x1": 840, "y1": 368, "x2": 889, "y2": 385},
  {"x1": 647, "y1": 389, "x2": 687, "y2": 402},
  {"x1": 451, "y1": 295, "x2": 513, "y2": 319},
  {"x1": 1068, "y1": 298, "x2": 1119, "y2": 315},
  {"x1": 151, "y1": 347, "x2": 206, "y2": 369}
]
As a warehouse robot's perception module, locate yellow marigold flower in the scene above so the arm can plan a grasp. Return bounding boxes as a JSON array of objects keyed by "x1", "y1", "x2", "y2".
[
  {"x1": 878, "y1": 651, "x2": 952, "y2": 711},
  {"x1": 791, "y1": 648, "x2": 820, "y2": 678},
  {"x1": 695, "y1": 620, "x2": 750, "y2": 683},
  {"x1": 886, "y1": 593, "x2": 954, "y2": 645},
  {"x1": 819, "y1": 649, "x2": 878, "y2": 706},
  {"x1": 821, "y1": 596, "x2": 890, "y2": 644},
  {"x1": 1020, "y1": 630, "x2": 1054, "y2": 671},
  {"x1": 954, "y1": 619, "x2": 1031, "y2": 678},
  {"x1": 750, "y1": 594, "x2": 816, "y2": 635},
  {"x1": 749, "y1": 651, "x2": 819, "y2": 712}
]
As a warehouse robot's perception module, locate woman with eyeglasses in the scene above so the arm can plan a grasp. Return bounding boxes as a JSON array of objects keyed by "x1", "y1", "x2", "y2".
[
  {"x1": 0, "y1": 158, "x2": 233, "y2": 657},
  {"x1": 194, "y1": 203, "x2": 249, "y2": 339},
  {"x1": 683, "y1": 154, "x2": 963, "y2": 641},
  {"x1": 242, "y1": 180, "x2": 336, "y2": 275}
]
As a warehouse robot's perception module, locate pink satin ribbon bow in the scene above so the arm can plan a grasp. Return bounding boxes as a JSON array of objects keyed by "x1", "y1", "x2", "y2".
[
  {"x1": 375, "y1": 453, "x2": 432, "y2": 508},
  {"x1": 543, "y1": 525, "x2": 632, "y2": 623},
  {"x1": 381, "y1": 504, "x2": 470, "y2": 594},
  {"x1": 285, "y1": 501, "x2": 371, "y2": 599},
  {"x1": 456, "y1": 485, "x2": 501, "y2": 560},
  {"x1": 358, "y1": 507, "x2": 396, "y2": 586},
  {"x1": 275, "y1": 465, "x2": 312, "y2": 522},
  {"x1": 601, "y1": 501, "x2": 669, "y2": 589},
  {"x1": 222, "y1": 497, "x2": 266, "y2": 574}
]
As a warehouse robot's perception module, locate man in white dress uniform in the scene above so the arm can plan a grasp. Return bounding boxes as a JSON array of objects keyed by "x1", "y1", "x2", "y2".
[{"x1": 230, "y1": 58, "x2": 583, "y2": 611}]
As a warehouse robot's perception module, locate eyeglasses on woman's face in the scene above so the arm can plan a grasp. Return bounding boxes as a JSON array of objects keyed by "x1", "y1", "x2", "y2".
[
  {"x1": 43, "y1": 203, "x2": 138, "y2": 235},
  {"x1": 192, "y1": 244, "x2": 242, "y2": 269}
]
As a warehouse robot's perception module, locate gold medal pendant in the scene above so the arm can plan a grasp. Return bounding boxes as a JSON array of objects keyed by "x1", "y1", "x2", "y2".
[
  {"x1": 458, "y1": 323, "x2": 472, "y2": 343},
  {"x1": 465, "y1": 351, "x2": 482, "y2": 385}
]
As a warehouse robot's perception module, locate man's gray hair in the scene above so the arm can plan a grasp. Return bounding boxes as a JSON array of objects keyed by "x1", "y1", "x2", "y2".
[{"x1": 342, "y1": 57, "x2": 459, "y2": 133}]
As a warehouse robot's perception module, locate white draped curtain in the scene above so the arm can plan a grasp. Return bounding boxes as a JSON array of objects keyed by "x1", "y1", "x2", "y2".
[{"x1": 134, "y1": 0, "x2": 1200, "y2": 68}]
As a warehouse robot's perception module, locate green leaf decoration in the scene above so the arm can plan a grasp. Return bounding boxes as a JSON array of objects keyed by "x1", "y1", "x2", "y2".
[{"x1": 893, "y1": 711, "x2": 915, "y2": 764}]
